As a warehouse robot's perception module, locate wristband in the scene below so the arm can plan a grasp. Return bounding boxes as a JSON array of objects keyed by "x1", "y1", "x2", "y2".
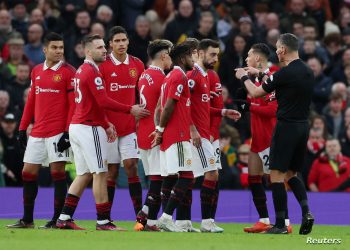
[
  {"x1": 258, "y1": 71, "x2": 267, "y2": 78},
  {"x1": 156, "y1": 126, "x2": 164, "y2": 133},
  {"x1": 240, "y1": 75, "x2": 249, "y2": 84},
  {"x1": 221, "y1": 109, "x2": 227, "y2": 116}
]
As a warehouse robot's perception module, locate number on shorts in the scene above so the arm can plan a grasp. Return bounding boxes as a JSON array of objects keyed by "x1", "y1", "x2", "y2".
[
  {"x1": 53, "y1": 142, "x2": 57, "y2": 153},
  {"x1": 134, "y1": 139, "x2": 137, "y2": 149},
  {"x1": 263, "y1": 154, "x2": 269, "y2": 167}
]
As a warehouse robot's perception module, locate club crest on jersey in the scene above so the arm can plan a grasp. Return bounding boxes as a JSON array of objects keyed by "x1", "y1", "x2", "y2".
[
  {"x1": 129, "y1": 68, "x2": 137, "y2": 78},
  {"x1": 53, "y1": 74, "x2": 62, "y2": 82}
]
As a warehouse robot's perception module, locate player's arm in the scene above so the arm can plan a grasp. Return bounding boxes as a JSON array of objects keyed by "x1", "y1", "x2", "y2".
[
  {"x1": 235, "y1": 68, "x2": 267, "y2": 98},
  {"x1": 210, "y1": 107, "x2": 241, "y2": 121},
  {"x1": 250, "y1": 99, "x2": 277, "y2": 118},
  {"x1": 154, "y1": 96, "x2": 161, "y2": 126},
  {"x1": 64, "y1": 70, "x2": 76, "y2": 131}
]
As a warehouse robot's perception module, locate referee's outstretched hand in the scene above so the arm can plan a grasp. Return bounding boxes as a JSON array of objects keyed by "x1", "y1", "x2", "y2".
[{"x1": 18, "y1": 130, "x2": 27, "y2": 150}]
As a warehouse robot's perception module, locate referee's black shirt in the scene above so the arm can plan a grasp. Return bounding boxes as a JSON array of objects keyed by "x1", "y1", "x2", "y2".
[{"x1": 262, "y1": 59, "x2": 315, "y2": 122}]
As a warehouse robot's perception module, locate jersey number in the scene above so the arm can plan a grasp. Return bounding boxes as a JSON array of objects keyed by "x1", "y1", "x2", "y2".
[
  {"x1": 139, "y1": 85, "x2": 147, "y2": 108},
  {"x1": 74, "y1": 78, "x2": 82, "y2": 103}
]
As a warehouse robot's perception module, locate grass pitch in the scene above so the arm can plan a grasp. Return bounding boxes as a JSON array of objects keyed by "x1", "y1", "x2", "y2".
[{"x1": 0, "y1": 220, "x2": 348, "y2": 250}]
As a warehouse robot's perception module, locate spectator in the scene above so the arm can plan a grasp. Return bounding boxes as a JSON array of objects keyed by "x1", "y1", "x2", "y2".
[
  {"x1": 323, "y1": 32, "x2": 343, "y2": 74},
  {"x1": 90, "y1": 22, "x2": 106, "y2": 39},
  {"x1": 163, "y1": 0, "x2": 198, "y2": 43},
  {"x1": 304, "y1": 0, "x2": 332, "y2": 37},
  {"x1": 331, "y1": 82, "x2": 347, "y2": 110},
  {"x1": 95, "y1": 5, "x2": 114, "y2": 31},
  {"x1": 330, "y1": 48, "x2": 350, "y2": 83},
  {"x1": 29, "y1": 8, "x2": 46, "y2": 30},
  {"x1": 323, "y1": 92, "x2": 345, "y2": 139},
  {"x1": 196, "y1": 0, "x2": 219, "y2": 22},
  {"x1": 308, "y1": 138, "x2": 350, "y2": 192},
  {"x1": 256, "y1": 12, "x2": 280, "y2": 42},
  {"x1": 292, "y1": 20, "x2": 304, "y2": 39},
  {"x1": 0, "y1": 113, "x2": 23, "y2": 186},
  {"x1": 0, "y1": 9, "x2": 15, "y2": 58},
  {"x1": 69, "y1": 42, "x2": 85, "y2": 69},
  {"x1": 119, "y1": 0, "x2": 146, "y2": 32},
  {"x1": 24, "y1": 23, "x2": 45, "y2": 65},
  {"x1": 307, "y1": 56, "x2": 333, "y2": 114},
  {"x1": 236, "y1": 143, "x2": 250, "y2": 189},
  {"x1": 128, "y1": 15, "x2": 152, "y2": 65},
  {"x1": 10, "y1": 2, "x2": 29, "y2": 38},
  {"x1": 145, "y1": 0, "x2": 175, "y2": 39},
  {"x1": 300, "y1": 38, "x2": 330, "y2": 67},
  {"x1": 37, "y1": 0, "x2": 65, "y2": 33},
  {"x1": 0, "y1": 90, "x2": 13, "y2": 120},
  {"x1": 266, "y1": 28, "x2": 280, "y2": 64}
]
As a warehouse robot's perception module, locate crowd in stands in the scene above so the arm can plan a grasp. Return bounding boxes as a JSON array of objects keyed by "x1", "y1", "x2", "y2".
[{"x1": 0, "y1": 0, "x2": 350, "y2": 192}]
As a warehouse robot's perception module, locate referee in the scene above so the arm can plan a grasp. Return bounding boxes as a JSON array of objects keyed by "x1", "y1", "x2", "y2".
[{"x1": 235, "y1": 33, "x2": 314, "y2": 234}]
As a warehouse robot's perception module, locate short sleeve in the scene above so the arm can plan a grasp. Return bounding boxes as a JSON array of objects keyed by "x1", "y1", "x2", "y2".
[
  {"x1": 262, "y1": 69, "x2": 285, "y2": 93},
  {"x1": 168, "y1": 73, "x2": 186, "y2": 101}
]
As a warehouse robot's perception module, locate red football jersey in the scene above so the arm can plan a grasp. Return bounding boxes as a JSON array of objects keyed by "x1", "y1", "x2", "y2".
[
  {"x1": 137, "y1": 65, "x2": 165, "y2": 150},
  {"x1": 19, "y1": 61, "x2": 76, "y2": 137},
  {"x1": 248, "y1": 76, "x2": 277, "y2": 153},
  {"x1": 99, "y1": 53, "x2": 144, "y2": 136},
  {"x1": 71, "y1": 60, "x2": 132, "y2": 129},
  {"x1": 160, "y1": 66, "x2": 191, "y2": 151},
  {"x1": 187, "y1": 64, "x2": 211, "y2": 140},
  {"x1": 208, "y1": 69, "x2": 224, "y2": 140}
]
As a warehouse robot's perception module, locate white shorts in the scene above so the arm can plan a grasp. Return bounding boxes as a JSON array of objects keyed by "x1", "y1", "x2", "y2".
[
  {"x1": 258, "y1": 147, "x2": 271, "y2": 174},
  {"x1": 212, "y1": 139, "x2": 222, "y2": 170},
  {"x1": 107, "y1": 132, "x2": 140, "y2": 164},
  {"x1": 23, "y1": 133, "x2": 71, "y2": 165},
  {"x1": 140, "y1": 146, "x2": 161, "y2": 176},
  {"x1": 160, "y1": 141, "x2": 193, "y2": 177},
  {"x1": 69, "y1": 124, "x2": 108, "y2": 175},
  {"x1": 191, "y1": 138, "x2": 216, "y2": 178}
]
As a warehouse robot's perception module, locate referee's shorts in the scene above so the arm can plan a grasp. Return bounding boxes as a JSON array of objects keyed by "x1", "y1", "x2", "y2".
[{"x1": 269, "y1": 120, "x2": 309, "y2": 173}]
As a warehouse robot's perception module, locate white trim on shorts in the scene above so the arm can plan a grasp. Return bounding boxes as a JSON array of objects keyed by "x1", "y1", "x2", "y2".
[
  {"x1": 107, "y1": 132, "x2": 140, "y2": 164},
  {"x1": 191, "y1": 138, "x2": 216, "y2": 178},
  {"x1": 258, "y1": 147, "x2": 271, "y2": 174},
  {"x1": 140, "y1": 146, "x2": 161, "y2": 176},
  {"x1": 23, "y1": 133, "x2": 71, "y2": 166}
]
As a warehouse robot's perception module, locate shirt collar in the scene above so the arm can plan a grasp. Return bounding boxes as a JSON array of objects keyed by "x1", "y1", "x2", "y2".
[
  {"x1": 194, "y1": 63, "x2": 207, "y2": 77},
  {"x1": 110, "y1": 52, "x2": 129, "y2": 65},
  {"x1": 43, "y1": 60, "x2": 63, "y2": 71},
  {"x1": 84, "y1": 59, "x2": 100, "y2": 71},
  {"x1": 149, "y1": 65, "x2": 165, "y2": 75},
  {"x1": 173, "y1": 66, "x2": 186, "y2": 76}
]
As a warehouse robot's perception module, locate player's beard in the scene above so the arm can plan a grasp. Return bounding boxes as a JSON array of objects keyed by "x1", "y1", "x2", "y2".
[{"x1": 203, "y1": 60, "x2": 214, "y2": 70}]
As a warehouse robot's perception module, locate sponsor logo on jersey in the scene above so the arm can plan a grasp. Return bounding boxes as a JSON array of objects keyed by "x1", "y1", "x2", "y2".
[
  {"x1": 35, "y1": 86, "x2": 60, "y2": 94},
  {"x1": 111, "y1": 72, "x2": 117, "y2": 77},
  {"x1": 129, "y1": 68, "x2": 137, "y2": 78},
  {"x1": 202, "y1": 94, "x2": 210, "y2": 102},
  {"x1": 186, "y1": 98, "x2": 191, "y2": 106},
  {"x1": 53, "y1": 74, "x2": 62, "y2": 82},
  {"x1": 35, "y1": 76, "x2": 40, "y2": 80},
  {"x1": 110, "y1": 83, "x2": 135, "y2": 91}
]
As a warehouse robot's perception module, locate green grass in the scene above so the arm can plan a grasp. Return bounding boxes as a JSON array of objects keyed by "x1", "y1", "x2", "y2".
[{"x1": 0, "y1": 220, "x2": 348, "y2": 250}]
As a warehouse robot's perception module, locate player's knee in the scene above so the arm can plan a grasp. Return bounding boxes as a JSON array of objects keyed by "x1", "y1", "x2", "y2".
[
  {"x1": 22, "y1": 163, "x2": 40, "y2": 175},
  {"x1": 285, "y1": 171, "x2": 297, "y2": 181},
  {"x1": 50, "y1": 161, "x2": 66, "y2": 172},
  {"x1": 204, "y1": 170, "x2": 218, "y2": 181},
  {"x1": 124, "y1": 160, "x2": 138, "y2": 177}
]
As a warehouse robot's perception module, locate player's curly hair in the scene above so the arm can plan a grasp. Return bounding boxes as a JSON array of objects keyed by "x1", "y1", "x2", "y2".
[{"x1": 169, "y1": 43, "x2": 192, "y2": 64}]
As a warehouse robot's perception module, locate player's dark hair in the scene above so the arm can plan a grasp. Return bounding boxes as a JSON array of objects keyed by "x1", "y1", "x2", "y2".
[
  {"x1": 251, "y1": 43, "x2": 270, "y2": 59},
  {"x1": 279, "y1": 33, "x2": 299, "y2": 52},
  {"x1": 169, "y1": 43, "x2": 192, "y2": 65},
  {"x1": 43, "y1": 32, "x2": 63, "y2": 47},
  {"x1": 82, "y1": 34, "x2": 102, "y2": 48},
  {"x1": 198, "y1": 39, "x2": 220, "y2": 51},
  {"x1": 147, "y1": 39, "x2": 173, "y2": 59},
  {"x1": 183, "y1": 37, "x2": 200, "y2": 52},
  {"x1": 108, "y1": 26, "x2": 128, "y2": 41}
]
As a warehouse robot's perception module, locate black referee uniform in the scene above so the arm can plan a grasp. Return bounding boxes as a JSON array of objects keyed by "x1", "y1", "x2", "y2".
[{"x1": 261, "y1": 59, "x2": 315, "y2": 173}]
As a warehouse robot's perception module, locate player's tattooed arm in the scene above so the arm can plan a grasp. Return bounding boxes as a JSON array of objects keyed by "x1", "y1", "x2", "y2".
[{"x1": 154, "y1": 97, "x2": 161, "y2": 126}]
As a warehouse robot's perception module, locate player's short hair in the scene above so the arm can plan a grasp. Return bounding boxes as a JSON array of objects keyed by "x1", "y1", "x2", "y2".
[
  {"x1": 183, "y1": 38, "x2": 199, "y2": 52},
  {"x1": 108, "y1": 26, "x2": 128, "y2": 41},
  {"x1": 198, "y1": 39, "x2": 220, "y2": 51},
  {"x1": 279, "y1": 33, "x2": 299, "y2": 52},
  {"x1": 82, "y1": 34, "x2": 102, "y2": 48},
  {"x1": 251, "y1": 43, "x2": 270, "y2": 59},
  {"x1": 147, "y1": 39, "x2": 173, "y2": 59},
  {"x1": 43, "y1": 32, "x2": 63, "y2": 47},
  {"x1": 169, "y1": 42, "x2": 192, "y2": 64}
]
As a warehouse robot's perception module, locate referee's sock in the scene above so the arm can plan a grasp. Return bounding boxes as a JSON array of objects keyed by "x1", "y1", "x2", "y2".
[
  {"x1": 128, "y1": 176, "x2": 142, "y2": 216},
  {"x1": 248, "y1": 175, "x2": 269, "y2": 219},
  {"x1": 288, "y1": 176, "x2": 310, "y2": 216},
  {"x1": 60, "y1": 193, "x2": 80, "y2": 220},
  {"x1": 211, "y1": 181, "x2": 220, "y2": 220},
  {"x1": 161, "y1": 175, "x2": 178, "y2": 211},
  {"x1": 22, "y1": 171, "x2": 38, "y2": 223},
  {"x1": 271, "y1": 182, "x2": 287, "y2": 228},
  {"x1": 176, "y1": 180, "x2": 194, "y2": 221},
  {"x1": 51, "y1": 171, "x2": 67, "y2": 222},
  {"x1": 164, "y1": 172, "x2": 193, "y2": 216},
  {"x1": 201, "y1": 179, "x2": 217, "y2": 220},
  {"x1": 96, "y1": 202, "x2": 112, "y2": 223},
  {"x1": 145, "y1": 176, "x2": 163, "y2": 221},
  {"x1": 107, "y1": 180, "x2": 116, "y2": 204}
]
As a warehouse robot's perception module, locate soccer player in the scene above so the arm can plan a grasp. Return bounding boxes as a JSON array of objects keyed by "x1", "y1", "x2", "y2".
[
  {"x1": 99, "y1": 26, "x2": 145, "y2": 219},
  {"x1": 56, "y1": 34, "x2": 149, "y2": 230},
  {"x1": 236, "y1": 33, "x2": 314, "y2": 234},
  {"x1": 149, "y1": 42, "x2": 195, "y2": 232},
  {"x1": 186, "y1": 39, "x2": 241, "y2": 233},
  {"x1": 7, "y1": 33, "x2": 76, "y2": 229},
  {"x1": 134, "y1": 39, "x2": 173, "y2": 232}
]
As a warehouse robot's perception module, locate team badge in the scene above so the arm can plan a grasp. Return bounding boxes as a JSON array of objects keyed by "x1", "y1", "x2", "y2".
[
  {"x1": 53, "y1": 74, "x2": 62, "y2": 82},
  {"x1": 129, "y1": 68, "x2": 137, "y2": 78},
  {"x1": 186, "y1": 159, "x2": 192, "y2": 166},
  {"x1": 209, "y1": 157, "x2": 215, "y2": 166}
]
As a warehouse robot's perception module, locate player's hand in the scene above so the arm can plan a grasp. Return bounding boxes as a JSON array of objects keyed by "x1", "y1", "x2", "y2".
[
  {"x1": 223, "y1": 109, "x2": 241, "y2": 121},
  {"x1": 210, "y1": 91, "x2": 219, "y2": 99},
  {"x1": 57, "y1": 132, "x2": 71, "y2": 152},
  {"x1": 149, "y1": 130, "x2": 162, "y2": 147},
  {"x1": 130, "y1": 105, "x2": 151, "y2": 119},
  {"x1": 18, "y1": 130, "x2": 27, "y2": 150},
  {"x1": 106, "y1": 122, "x2": 117, "y2": 143},
  {"x1": 210, "y1": 135, "x2": 214, "y2": 143},
  {"x1": 234, "y1": 99, "x2": 250, "y2": 113},
  {"x1": 190, "y1": 126, "x2": 201, "y2": 148},
  {"x1": 235, "y1": 68, "x2": 248, "y2": 80},
  {"x1": 243, "y1": 66, "x2": 260, "y2": 77}
]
